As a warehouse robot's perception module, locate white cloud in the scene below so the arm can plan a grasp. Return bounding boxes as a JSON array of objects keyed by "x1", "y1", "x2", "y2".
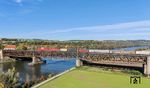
[
  {"x1": 6, "y1": 20, "x2": 150, "y2": 40},
  {"x1": 29, "y1": 20, "x2": 150, "y2": 35}
]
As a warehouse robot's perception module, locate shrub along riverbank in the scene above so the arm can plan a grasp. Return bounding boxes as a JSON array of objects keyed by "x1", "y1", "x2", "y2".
[
  {"x1": 0, "y1": 58, "x2": 16, "y2": 63},
  {"x1": 39, "y1": 66, "x2": 150, "y2": 88},
  {"x1": 0, "y1": 67, "x2": 48, "y2": 88}
]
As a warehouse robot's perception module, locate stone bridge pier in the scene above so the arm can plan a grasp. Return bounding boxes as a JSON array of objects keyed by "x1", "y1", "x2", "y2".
[
  {"x1": 76, "y1": 59, "x2": 83, "y2": 67},
  {"x1": 30, "y1": 56, "x2": 43, "y2": 65},
  {"x1": 0, "y1": 50, "x2": 3, "y2": 60},
  {"x1": 144, "y1": 56, "x2": 150, "y2": 77}
]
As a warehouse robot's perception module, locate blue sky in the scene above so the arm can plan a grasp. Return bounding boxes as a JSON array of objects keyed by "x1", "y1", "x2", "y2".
[{"x1": 0, "y1": 0, "x2": 150, "y2": 40}]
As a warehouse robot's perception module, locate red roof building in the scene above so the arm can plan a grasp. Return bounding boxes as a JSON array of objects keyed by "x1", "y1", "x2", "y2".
[{"x1": 4, "y1": 45, "x2": 16, "y2": 50}]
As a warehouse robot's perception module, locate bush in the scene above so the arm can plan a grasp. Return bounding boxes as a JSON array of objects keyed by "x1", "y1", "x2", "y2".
[
  {"x1": 0, "y1": 67, "x2": 21, "y2": 88},
  {"x1": 121, "y1": 69, "x2": 142, "y2": 75}
]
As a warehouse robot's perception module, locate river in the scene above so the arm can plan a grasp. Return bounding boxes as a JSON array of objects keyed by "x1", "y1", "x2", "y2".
[
  {"x1": 0, "y1": 58, "x2": 75, "y2": 82},
  {"x1": 112, "y1": 46, "x2": 150, "y2": 51}
]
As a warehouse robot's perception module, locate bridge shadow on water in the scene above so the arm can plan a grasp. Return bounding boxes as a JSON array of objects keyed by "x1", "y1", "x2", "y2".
[{"x1": 82, "y1": 60, "x2": 144, "y2": 74}]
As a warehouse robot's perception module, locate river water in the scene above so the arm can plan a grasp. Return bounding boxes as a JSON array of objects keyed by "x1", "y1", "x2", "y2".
[
  {"x1": 0, "y1": 58, "x2": 75, "y2": 82},
  {"x1": 112, "y1": 46, "x2": 150, "y2": 51},
  {"x1": 0, "y1": 46, "x2": 150, "y2": 82}
]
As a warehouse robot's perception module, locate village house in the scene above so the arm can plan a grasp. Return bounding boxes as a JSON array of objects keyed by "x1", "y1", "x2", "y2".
[{"x1": 4, "y1": 45, "x2": 16, "y2": 50}]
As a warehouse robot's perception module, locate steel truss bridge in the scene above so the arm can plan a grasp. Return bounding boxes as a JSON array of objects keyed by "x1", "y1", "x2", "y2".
[{"x1": 1, "y1": 50, "x2": 150, "y2": 76}]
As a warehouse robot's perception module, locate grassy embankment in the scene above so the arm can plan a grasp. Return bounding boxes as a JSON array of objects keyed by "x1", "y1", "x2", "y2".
[{"x1": 39, "y1": 66, "x2": 150, "y2": 88}]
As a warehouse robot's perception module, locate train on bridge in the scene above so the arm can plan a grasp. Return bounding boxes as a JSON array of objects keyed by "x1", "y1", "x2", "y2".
[{"x1": 37, "y1": 47, "x2": 144, "y2": 54}]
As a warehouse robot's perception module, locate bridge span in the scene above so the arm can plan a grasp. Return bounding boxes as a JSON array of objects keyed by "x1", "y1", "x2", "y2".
[{"x1": 1, "y1": 50, "x2": 150, "y2": 77}]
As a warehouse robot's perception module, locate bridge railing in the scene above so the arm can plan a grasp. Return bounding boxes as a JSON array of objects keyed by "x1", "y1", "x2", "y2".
[{"x1": 3, "y1": 50, "x2": 79, "y2": 58}]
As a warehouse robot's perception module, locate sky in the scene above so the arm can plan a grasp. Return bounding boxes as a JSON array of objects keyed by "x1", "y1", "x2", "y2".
[{"x1": 0, "y1": 0, "x2": 150, "y2": 40}]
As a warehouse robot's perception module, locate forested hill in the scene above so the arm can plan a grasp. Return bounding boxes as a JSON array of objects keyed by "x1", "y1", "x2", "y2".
[{"x1": 1, "y1": 38, "x2": 150, "y2": 49}]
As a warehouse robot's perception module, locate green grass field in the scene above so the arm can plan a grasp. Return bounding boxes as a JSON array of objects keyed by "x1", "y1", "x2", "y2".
[{"x1": 39, "y1": 66, "x2": 150, "y2": 88}]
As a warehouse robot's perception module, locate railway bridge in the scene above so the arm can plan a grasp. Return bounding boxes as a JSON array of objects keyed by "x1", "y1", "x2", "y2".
[{"x1": 0, "y1": 50, "x2": 150, "y2": 77}]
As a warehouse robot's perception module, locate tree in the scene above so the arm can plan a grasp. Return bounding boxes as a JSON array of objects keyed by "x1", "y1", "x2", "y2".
[
  {"x1": 16, "y1": 44, "x2": 27, "y2": 50},
  {"x1": 0, "y1": 44, "x2": 4, "y2": 49}
]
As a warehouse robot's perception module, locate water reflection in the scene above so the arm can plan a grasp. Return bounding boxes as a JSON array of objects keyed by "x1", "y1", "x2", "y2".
[{"x1": 0, "y1": 58, "x2": 75, "y2": 81}]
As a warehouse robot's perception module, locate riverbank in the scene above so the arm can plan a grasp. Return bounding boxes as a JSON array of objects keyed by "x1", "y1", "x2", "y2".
[
  {"x1": 0, "y1": 58, "x2": 16, "y2": 63},
  {"x1": 0, "y1": 59, "x2": 76, "y2": 87},
  {"x1": 39, "y1": 66, "x2": 150, "y2": 88},
  {"x1": 31, "y1": 67, "x2": 76, "y2": 88}
]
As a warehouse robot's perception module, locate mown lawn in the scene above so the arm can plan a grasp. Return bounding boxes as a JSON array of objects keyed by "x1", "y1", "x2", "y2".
[{"x1": 39, "y1": 66, "x2": 150, "y2": 88}]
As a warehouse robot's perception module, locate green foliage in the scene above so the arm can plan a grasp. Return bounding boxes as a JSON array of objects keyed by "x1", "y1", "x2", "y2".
[
  {"x1": 0, "y1": 44, "x2": 4, "y2": 49},
  {"x1": 0, "y1": 67, "x2": 20, "y2": 88},
  {"x1": 0, "y1": 67, "x2": 48, "y2": 88},
  {"x1": 2, "y1": 38, "x2": 150, "y2": 50},
  {"x1": 121, "y1": 69, "x2": 142, "y2": 75},
  {"x1": 16, "y1": 44, "x2": 27, "y2": 50}
]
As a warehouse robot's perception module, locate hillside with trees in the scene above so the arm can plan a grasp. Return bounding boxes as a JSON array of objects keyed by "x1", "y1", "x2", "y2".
[{"x1": 1, "y1": 38, "x2": 150, "y2": 50}]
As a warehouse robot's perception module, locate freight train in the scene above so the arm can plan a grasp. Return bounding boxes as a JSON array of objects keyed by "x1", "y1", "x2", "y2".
[{"x1": 37, "y1": 47, "x2": 136, "y2": 54}]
